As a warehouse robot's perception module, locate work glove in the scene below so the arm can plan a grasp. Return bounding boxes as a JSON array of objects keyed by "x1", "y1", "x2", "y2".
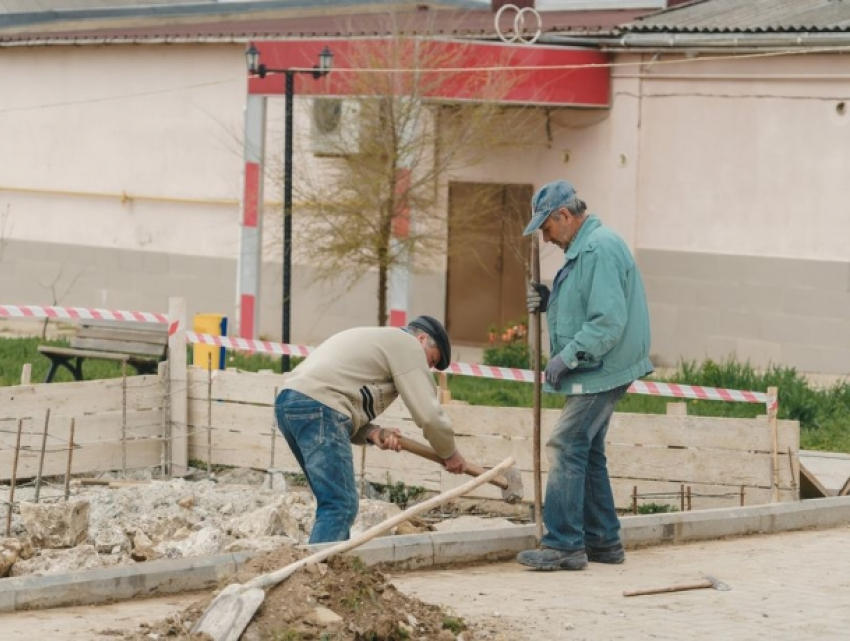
[
  {"x1": 527, "y1": 282, "x2": 550, "y2": 314},
  {"x1": 545, "y1": 355, "x2": 571, "y2": 387}
]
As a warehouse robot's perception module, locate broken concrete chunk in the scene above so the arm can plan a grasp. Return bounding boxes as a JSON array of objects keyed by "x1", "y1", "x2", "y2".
[
  {"x1": 19, "y1": 501, "x2": 90, "y2": 548},
  {"x1": 93, "y1": 524, "x2": 130, "y2": 554},
  {"x1": 310, "y1": 606, "x2": 343, "y2": 625},
  {"x1": 177, "y1": 494, "x2": 195, "y2": 509},
  {"x1": 0, "y1": 538, "x2": 22, "y2": 577}
]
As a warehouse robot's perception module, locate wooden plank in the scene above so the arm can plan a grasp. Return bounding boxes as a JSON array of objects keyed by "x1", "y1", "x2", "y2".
[
  {"x1": 0, "y1": 376, "x2": 163, "y2": 419},
  {"x1": 168, "y1": 297, "x2": 188, "y2": 475},
  {"x1": 188, "y1": 399, "x2": 272, "y2": 435},
  {"x1": 0, "y1": 411, "x2": 163, "y2": 480},
  {"x1": 71, "y1": 338, "x2": 165, "y2": 357},
  {"x1": 188, "y1": 368, "x2": 285, "y2": 406},
  {"x1": 76, "y1": 324, "x2": 168, "y2": 343}
]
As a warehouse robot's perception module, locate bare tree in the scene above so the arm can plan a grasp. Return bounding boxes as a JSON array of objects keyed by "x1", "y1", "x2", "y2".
[
  {"x1": 292, "y1": 27, "x2": 544, "y2": 325},
  {"x1": 39, "y1": 267, "x2": 84, "y2": 339}
]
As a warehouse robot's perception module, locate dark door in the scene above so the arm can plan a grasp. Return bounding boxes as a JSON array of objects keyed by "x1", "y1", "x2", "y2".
[{"x1": 446, "y1": 182, "x2": 532, "y2": 345}]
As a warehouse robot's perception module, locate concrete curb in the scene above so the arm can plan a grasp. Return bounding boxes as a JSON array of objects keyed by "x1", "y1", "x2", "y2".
[{"x1": 3, "y1": 496, "x2": 850, "y2": 613}]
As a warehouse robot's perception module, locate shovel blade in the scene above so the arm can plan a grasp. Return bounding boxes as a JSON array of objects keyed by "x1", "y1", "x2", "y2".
[{"x1": 191, "y1": 583, "x2": 265, "y2": 641}]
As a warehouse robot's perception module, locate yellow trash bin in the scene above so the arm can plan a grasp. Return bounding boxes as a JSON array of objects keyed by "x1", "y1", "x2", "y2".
[{"x1": 193, "y1": 313, "x2": 227, "y2": 370}]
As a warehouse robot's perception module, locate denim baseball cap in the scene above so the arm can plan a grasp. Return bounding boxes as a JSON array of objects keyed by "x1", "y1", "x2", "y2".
[{"x1": 523, "y1": 180, "x2": 577, "y2": 235}]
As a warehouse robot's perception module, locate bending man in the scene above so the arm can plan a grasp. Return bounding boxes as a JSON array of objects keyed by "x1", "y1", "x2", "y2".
[{"x1": 275, "y1": 316, "x2": 467, "y2": 544}]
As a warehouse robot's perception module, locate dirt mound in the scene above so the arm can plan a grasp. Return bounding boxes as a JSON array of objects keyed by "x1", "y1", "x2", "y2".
[{"x1": 117, "y1": 547, "x2": 472, "y2": 641}]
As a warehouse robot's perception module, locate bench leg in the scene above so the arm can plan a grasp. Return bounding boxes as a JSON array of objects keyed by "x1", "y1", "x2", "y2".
[{"x1": 43, "y1": 356, "x2": 85, "y2": 383}]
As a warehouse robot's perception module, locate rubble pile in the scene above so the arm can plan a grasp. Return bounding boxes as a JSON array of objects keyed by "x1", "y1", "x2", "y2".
[{"x1": 0, "y1": 468, "x2": 404, "y2": 578}]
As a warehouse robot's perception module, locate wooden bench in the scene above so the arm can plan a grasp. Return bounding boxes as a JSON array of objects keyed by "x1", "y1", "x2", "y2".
[{"x1": 37, "y1": 321, "x2": 169, "y2": 383}]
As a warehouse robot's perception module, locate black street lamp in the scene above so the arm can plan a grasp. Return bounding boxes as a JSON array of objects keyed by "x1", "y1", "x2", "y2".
[{"x1": 246, "y1": 44, "x2": 333, "y2": 373}]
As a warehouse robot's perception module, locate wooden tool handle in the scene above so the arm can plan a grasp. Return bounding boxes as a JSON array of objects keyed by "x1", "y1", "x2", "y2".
[
  {"x1": 248, "y1": 457, "x2": 516, "y2": 591},
  {"x1": 623, "y1": 580, "x2": 712, "y2": 597},
  {"x1": 396, "y1": 435, "x2": 509, "y2": 490}
]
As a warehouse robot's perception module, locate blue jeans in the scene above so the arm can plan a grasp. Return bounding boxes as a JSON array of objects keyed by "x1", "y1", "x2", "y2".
[
  {"x1": 542, "y1": 384, "x2": 629, "y2": 552},
  {"x1": 275, "y1": 389, "x2": 357, "y2": 544}
]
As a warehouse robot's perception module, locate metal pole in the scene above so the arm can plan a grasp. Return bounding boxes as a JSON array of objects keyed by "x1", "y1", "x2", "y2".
[
  {"x1": 6, "y1": 418, "x2": 23, "y2": 536},
  {"x1": 64, "y1": 418, "x2": 76, "y2": 502},
  {"x1": 34, "y1": 409, "x2": 51, "y2": 503},
  {"x1": 122, "y1": 359, "x2": 127, "y2": 476},
  {"x1": 207, "y1": 352, "x2": 213, "y2": 477},
  {"x1": 282, "y1": 69, "x2": 294, "y2": 374}
]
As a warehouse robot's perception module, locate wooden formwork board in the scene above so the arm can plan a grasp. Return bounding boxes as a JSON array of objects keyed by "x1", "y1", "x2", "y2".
[
  {"x1": 181, "y1": 369, "x2": 801, "y2": 506},
  {"x1": 0, "y1": 409, "x2": 164, "y2": 480},
  {"x1": 188, "y1": 367, "x2": 285, "y2": 406},
  {"x1": 0, "y1": 376, "x2": 163, "y2": 420}
]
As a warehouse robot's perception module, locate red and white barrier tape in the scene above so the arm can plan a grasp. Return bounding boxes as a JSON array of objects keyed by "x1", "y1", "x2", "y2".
[
  {"x1": 0, "y1": 304, "x2": 167, "y2": 324},
  {"x1": 187, "y1": 332, "x2": 768, "y2": 404},
  {"x1": 187, "y1": 331, "x2": 313, "y2": 358},
  {"x1": 0, "y1": 304, "x2": 768, "y2": 405}
]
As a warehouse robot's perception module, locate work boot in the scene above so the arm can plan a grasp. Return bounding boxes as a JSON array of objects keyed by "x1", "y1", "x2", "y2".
[
  {"x1": 516, "y1": 547, "x2": 588, "y2": 571},
  {"x1": 587, "y1": 542, "x2": 625, "y2": 564}
]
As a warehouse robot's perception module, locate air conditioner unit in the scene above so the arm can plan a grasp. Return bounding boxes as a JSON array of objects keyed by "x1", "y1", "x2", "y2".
[{"x1": 310, "y1": 98, "x2": 362, "y2": 157}]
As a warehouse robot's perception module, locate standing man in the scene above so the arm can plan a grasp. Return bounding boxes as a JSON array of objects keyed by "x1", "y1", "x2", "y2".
[
  {"x1": 275, "y1": 316, "x2": 467, "y2": 544},
  {"x1": 518, "y1": 180, "x2": 653, "y2": 571}
]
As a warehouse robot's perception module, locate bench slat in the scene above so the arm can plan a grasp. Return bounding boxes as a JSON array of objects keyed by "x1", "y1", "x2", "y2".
[
  {"x1": 75, "y1": 326, "x2": 168, "y2": 345},
  {"x1": 38, "y1": 346, "x2": 134, "y2": 361},
  {"x1": 70, "y1": 337, "x2": 166, "y2": 357}
]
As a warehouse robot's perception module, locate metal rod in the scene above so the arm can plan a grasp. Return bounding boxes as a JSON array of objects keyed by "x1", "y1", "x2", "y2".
[
  {"x1": 207, "y1": 352, "x2": 213, "y2": 477},
  {"x1": 34, "y1": 409, "x2": 51, "y2": 503},
  {"x1": 281, "y1": 68, "x2": 294, "y2": 374},
  {"x1": 270, "y1": 387, "x2": 278, "y2": 473},
  {"x1": 6, "y1": 418, "x2": 24, "y2": 536},
  {"x1": 64, "y1": 418, "x2": 76, "y2": 501},
  {"x1": 740, "y1": 485, "x2": 745, "y2": 507},
  {"x1": 122, "y1": 359, "x2": 127, "y2": 476},
  {"x1": 632, "y1": 485, "x2": 638, "y2": 515},
  {"x1": 686, "y1": 485, "x2": 692, "y2": 511},
  {"x1": 788, "y1": 446, "x2": 798, "y2": 500},
  {"x1": 680, "y1": 483, "x2": 685, "y2": 512}
]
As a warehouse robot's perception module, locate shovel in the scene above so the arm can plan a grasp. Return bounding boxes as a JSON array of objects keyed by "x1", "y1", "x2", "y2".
[{"x1": 191, "y1": 456, "x2": 516, "y2": 641}]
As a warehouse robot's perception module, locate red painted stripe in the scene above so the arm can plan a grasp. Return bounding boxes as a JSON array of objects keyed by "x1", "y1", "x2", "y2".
[
  {"x1": 240, "y1": 294, "x2": 256, "y2": 338},
  {"x1": 243, "y1": 162, "x2": 260, "y2": 228},
  {"x1": 389, "y1": 309, "x2": 406, "y2": 327}
]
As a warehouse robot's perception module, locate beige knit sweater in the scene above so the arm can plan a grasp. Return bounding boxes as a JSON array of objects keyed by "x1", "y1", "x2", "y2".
[{"x1": 282, "y1": 326, "x2": 457, "y2": 459}]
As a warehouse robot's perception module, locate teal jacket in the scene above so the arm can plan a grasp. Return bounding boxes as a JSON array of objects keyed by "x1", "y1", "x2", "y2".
[{"x1": 545, "y1": 215, "x2": 653, "y2": 395}]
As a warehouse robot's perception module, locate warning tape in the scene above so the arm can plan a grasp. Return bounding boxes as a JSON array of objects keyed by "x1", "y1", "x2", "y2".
[
  {"x1": 187, "y1": 331, "x2": 768, "y2": 404},
  {"x1": 0, "y1": 304, "x2": 167, "y2": 324},
  {"x1": 187, "y1": 331, "x2": 313, "y2": 358},
  {"x1": 0, "y1": 304, "x2": 768, "y2": 405}
]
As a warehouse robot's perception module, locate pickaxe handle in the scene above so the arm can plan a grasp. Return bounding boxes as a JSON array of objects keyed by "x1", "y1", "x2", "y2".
[
  {"x1": 396, "y1": 435, "x2": 509, "y2": 491},
  {"x1": 623, "y1": 579, "x2": 714, "y2": 597}
]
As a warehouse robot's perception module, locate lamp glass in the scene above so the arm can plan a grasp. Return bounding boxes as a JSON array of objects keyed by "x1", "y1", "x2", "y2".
[
  {"x1": 318, "y1": 47, "x2": 334, "y2": 74},
  {"x1": 246, "y1": 45, "x2": 260, "y2": 75}
]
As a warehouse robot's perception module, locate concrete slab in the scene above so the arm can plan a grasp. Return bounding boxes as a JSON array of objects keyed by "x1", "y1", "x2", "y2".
[
  {"x1": 3, "y1": 496, "x2": 850, "y2": 613},
  {"x1": 799, "y1": 450, "x2": 850, "y2": 495}
]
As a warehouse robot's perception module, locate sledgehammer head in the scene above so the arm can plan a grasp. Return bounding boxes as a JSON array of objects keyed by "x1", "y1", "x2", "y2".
[{"x1": 499, "y1": 466, "x2": 523, "y2": 503}]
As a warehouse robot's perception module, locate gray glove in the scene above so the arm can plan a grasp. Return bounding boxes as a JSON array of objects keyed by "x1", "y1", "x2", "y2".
[
  {"x1": 545, "y1": 355, "x2": 570, "y2": 387},
  {"x1": 527, "y1": 283, "x2": 550, "y2": 314}
]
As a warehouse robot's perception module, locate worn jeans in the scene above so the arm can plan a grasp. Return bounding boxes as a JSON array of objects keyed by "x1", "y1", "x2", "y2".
[
  {"x1": 541, "y1": 384, "x2": 629, "y2": 552},
  {"x1": 275, "y1": 389, "x2": 357, "y2": 544}
]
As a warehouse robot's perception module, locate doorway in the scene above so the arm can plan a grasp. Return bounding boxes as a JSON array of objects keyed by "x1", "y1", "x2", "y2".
[{"x1": 446, "y1": 182, "x2": 532, "y2": 345}]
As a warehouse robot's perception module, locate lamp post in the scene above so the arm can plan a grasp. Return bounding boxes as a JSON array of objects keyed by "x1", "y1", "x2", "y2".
[{"x1": 246, "y1": 44, "x2": 333, "y2": 372}]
